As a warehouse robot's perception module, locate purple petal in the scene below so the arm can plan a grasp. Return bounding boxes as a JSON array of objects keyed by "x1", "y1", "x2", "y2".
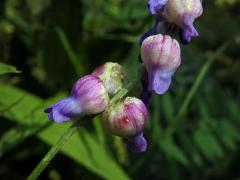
[
  {"x1": 126, "y1": 133, "x2": 147, "y2": 153},
  {"x1": 140, "y1": 28, "x2": 157, "y2": 45},
  {"x1": 148, "y1": 69, "x2": 173, "y2": 94},
  {"x1": 44, "y1": 97, "x2": 83, "y2": 123},
  {"x1": 180, "y1": 16, "x2": 199, "y2": 44},
  {"x1": 148, "y1": 0, "x2": 168, "y2": 14}
]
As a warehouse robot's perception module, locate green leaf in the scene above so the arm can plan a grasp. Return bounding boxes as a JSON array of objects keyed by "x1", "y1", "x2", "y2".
[
  {"x1": 193, "y1": 125, "x2": 224, "y2": 160},
  {"x1": 0, "y1": 62, "x2": 21, "y2": 75},
  {"x1": 218, "y1": 120, "x2": 240, "y2": 150},
  {"x1": 158, "y1": 136, "x2": 189, "y2": 166},
  {"x1": 56, "y1": 27, "x2": 85, "y2": 76},
  {"x1": 0, "y1": 124, "x2": 48, "y2": 156},
  {"x1": 161, "y1": 93, "x2": 175, "y2": 121},
  {"x1": 179, "y1": 132, "x2": 203, "y2": 167}
]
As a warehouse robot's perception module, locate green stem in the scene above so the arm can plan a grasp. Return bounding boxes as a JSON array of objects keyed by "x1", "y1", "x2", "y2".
[
  {"x1": 27, "y1": 67, "x2": 144, "y2": 180},
  {"x1": 27, "y1": 121, "x2": 80, "y2": 180},
  {"x1": 163, "y1": 42, "x2": 230, "y2": 137}
]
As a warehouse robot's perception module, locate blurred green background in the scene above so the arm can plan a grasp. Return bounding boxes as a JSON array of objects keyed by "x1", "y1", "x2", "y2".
[{"x1": 0, "y1": 0, "x2": 240, "y2": 179}]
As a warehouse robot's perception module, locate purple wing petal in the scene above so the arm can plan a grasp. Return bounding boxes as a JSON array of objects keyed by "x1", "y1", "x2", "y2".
[
  {"x1": 44, "y1": 97, "x2": 83, "y2": 123},
  {"x1": 126, "y1": 133, "x2": 147, "y2": 153},
  {"x1": 180, "y1": 16, "x2": 199, "y2": 44}
]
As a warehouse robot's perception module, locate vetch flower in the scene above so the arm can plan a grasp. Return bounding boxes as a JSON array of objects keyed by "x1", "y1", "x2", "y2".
[
  {"x1": 45, "y1": 75, "x2": 109, "y2": 123},
  {"x1": 163, "y1": 0, "x2": 203, "y2": 44},
  {"x1": 103, "y1": 97, "x2": 148, "y2": 152},
  {"x1": 146, "y1": 0, "x2": 203, "y2": 44},
  {"x1": 92, "y1": 62, "x2": 126, "y2": 96},
  {"x1": 141, "y1": 34, "x2": 181, "y2": 94}
]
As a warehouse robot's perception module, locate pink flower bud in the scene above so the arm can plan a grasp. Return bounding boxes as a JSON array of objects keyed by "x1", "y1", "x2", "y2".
[
  {"x1": 164, "y1": 0, "x2": 203, "y2": 43},
  {"x1": 45, "y1": 75, "x2": 109, "y2": 123},
  {"x1": 141, "y1": 34, "x2": 181, "y2": 94},
  {"x1": 92, "y1": 62, "x2": 126, "y2": 96},
  {"x1": 103, "y1": 97, "x2": 148, "y2": 137}
]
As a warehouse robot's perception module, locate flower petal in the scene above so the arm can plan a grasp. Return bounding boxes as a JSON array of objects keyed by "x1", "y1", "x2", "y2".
[
  {"x1": 44, "y1": 97, "x2": 82, "y2": 123},
  {"x1": 148, "y1": 0, "x2": 168, "y2": 14},
  {"x1": 179, "y1": 16, "x2": 199, "y2": 44},
  {"x1": 148, "y1": 69, "x2": 173, "y2": 94},
  {"x1": 126, "y1": 133, "x2": 147, "y2": 153}
]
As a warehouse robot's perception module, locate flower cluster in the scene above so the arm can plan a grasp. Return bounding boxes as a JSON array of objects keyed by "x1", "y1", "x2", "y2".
[
  {"x1": 45, "y1": 62, "x2": 148, "y2": 152},
  {"x1": 142, "y1": 0, "x2": 203, "y2": 44},
  {"x1": 44, "y1": 0, "x2": 203, "y2": 153}
]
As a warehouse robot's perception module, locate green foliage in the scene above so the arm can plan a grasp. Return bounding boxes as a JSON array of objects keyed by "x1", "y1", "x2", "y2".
[{"x1": 0, "y1": 63, "x2": 21, "y2": 75}]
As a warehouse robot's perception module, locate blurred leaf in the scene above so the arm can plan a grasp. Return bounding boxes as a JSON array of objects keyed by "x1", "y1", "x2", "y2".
[
  {"x1": 159, "y1": 136, "x2": 189, "y2": 166},
  {"x1": 0, "y1": 62, "x2": 21, "y2": 75},
  {"x1": 93, "y1": 116, "x2": 107, "y2": 149},
  {"x1": 193, "y1": 125, "x2": 224, "y2": 160},
  {"x1": 26, "y1": 0, "x2": 51, "y2": 16},
  {"x1": 179, "y1": 132, "x2": 203, "y2": 167},
  {"x1": 161, "y1": 93, "x2": 175, "y2": 121},
  {"x1": 0, "y1": 125, "x2": 47, "y2": 156},
  {"x1": 218, "y1": 120, "x2": 240, "y2": 150},
  {"x1": 56, "y1": 27, "x2": 85, "y2": 76}
]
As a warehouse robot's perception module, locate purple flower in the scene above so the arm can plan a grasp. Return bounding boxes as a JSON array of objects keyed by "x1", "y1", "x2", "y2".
[
  {"x1": 45, "y1": 75, "x2": 109, "y2": 123},
  {"x1": 141, "y1": 34, "x2": 181, "y2": 94},
  {"x1": 125, "y1": 133, "x2": 147, "y2": 153},
  {"x1": 148, "y1": 0, "x2": 168, "y2": 14},
  {"x1": 164, "y1": 0, "x2": 203, "y2": 43},
  {"x1": 103, "y1": 97, "x2": 148, "y2": 152},
  {"x1": 145, "y1": 0, "x2": 203, "y2": 44}
]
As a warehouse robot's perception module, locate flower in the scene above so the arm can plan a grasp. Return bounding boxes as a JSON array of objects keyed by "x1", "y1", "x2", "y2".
[
  {"x1": 103, "y1": 97, "x2": 148, "y2": 152},
  {"x1": 146, "y1": 0, "x2": 203, "y2": 44},
  {"x1": 44, "y1": 75, "x2": 109, "y2": 123},
  {"x1": 163, "y1": 0, "x2": 203, "y2": 44},
  {"x1": 92, "y1": 62, "x2": 126, "y2": 96},
  {"x1": 141, "y1": 34, "x2": 181, "y2": 94},
  {"x1": 125, "y1": 133, "x2": 147, "y2": 153}
]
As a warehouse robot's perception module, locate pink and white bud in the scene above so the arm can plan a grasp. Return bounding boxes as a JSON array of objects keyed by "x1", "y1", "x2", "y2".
[
  {"x1": 103, "y1": 97, "x2": 148, "y2": 153},
  {"x1": 92, "y1": 62, "x2": 126, "y2": 96},
  {"x1": 141, "y1": 34, "x2": 181, "y2": 94},
  {"x1": 103, "y1": 97, "x2": 148, "y2": 137}
]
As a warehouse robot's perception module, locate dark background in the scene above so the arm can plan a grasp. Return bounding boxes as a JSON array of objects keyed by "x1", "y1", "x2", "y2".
[{"x1": 0, "y1": 0, "x2": 240, "y2": 179}]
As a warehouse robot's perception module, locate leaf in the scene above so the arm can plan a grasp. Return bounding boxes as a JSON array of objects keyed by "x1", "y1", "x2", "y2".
[
  {"x1": 179, "y1": 132, "x2": 203, "y2": 167},
  {"x1": 0, "y1": 125, "x2": 47, "y2": 156},
  {"x1": 161, "y1": 93, "x2": 175, "y2": 121},
  {"x1": 218, "y1": 120, "x2": 240, "y2": 150},
  {"x1": 0, "y1": 62, "x2": 21, "y2": 75},
  {"x1": 158, "y1": 136, "x2": 189, "y2": 166},
  {"x1": 56, "y1": 27, "x2": 85, "y2": 76},
  {"x1": 193, "y1": 125, "x2": 224, "y2": 160}
]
